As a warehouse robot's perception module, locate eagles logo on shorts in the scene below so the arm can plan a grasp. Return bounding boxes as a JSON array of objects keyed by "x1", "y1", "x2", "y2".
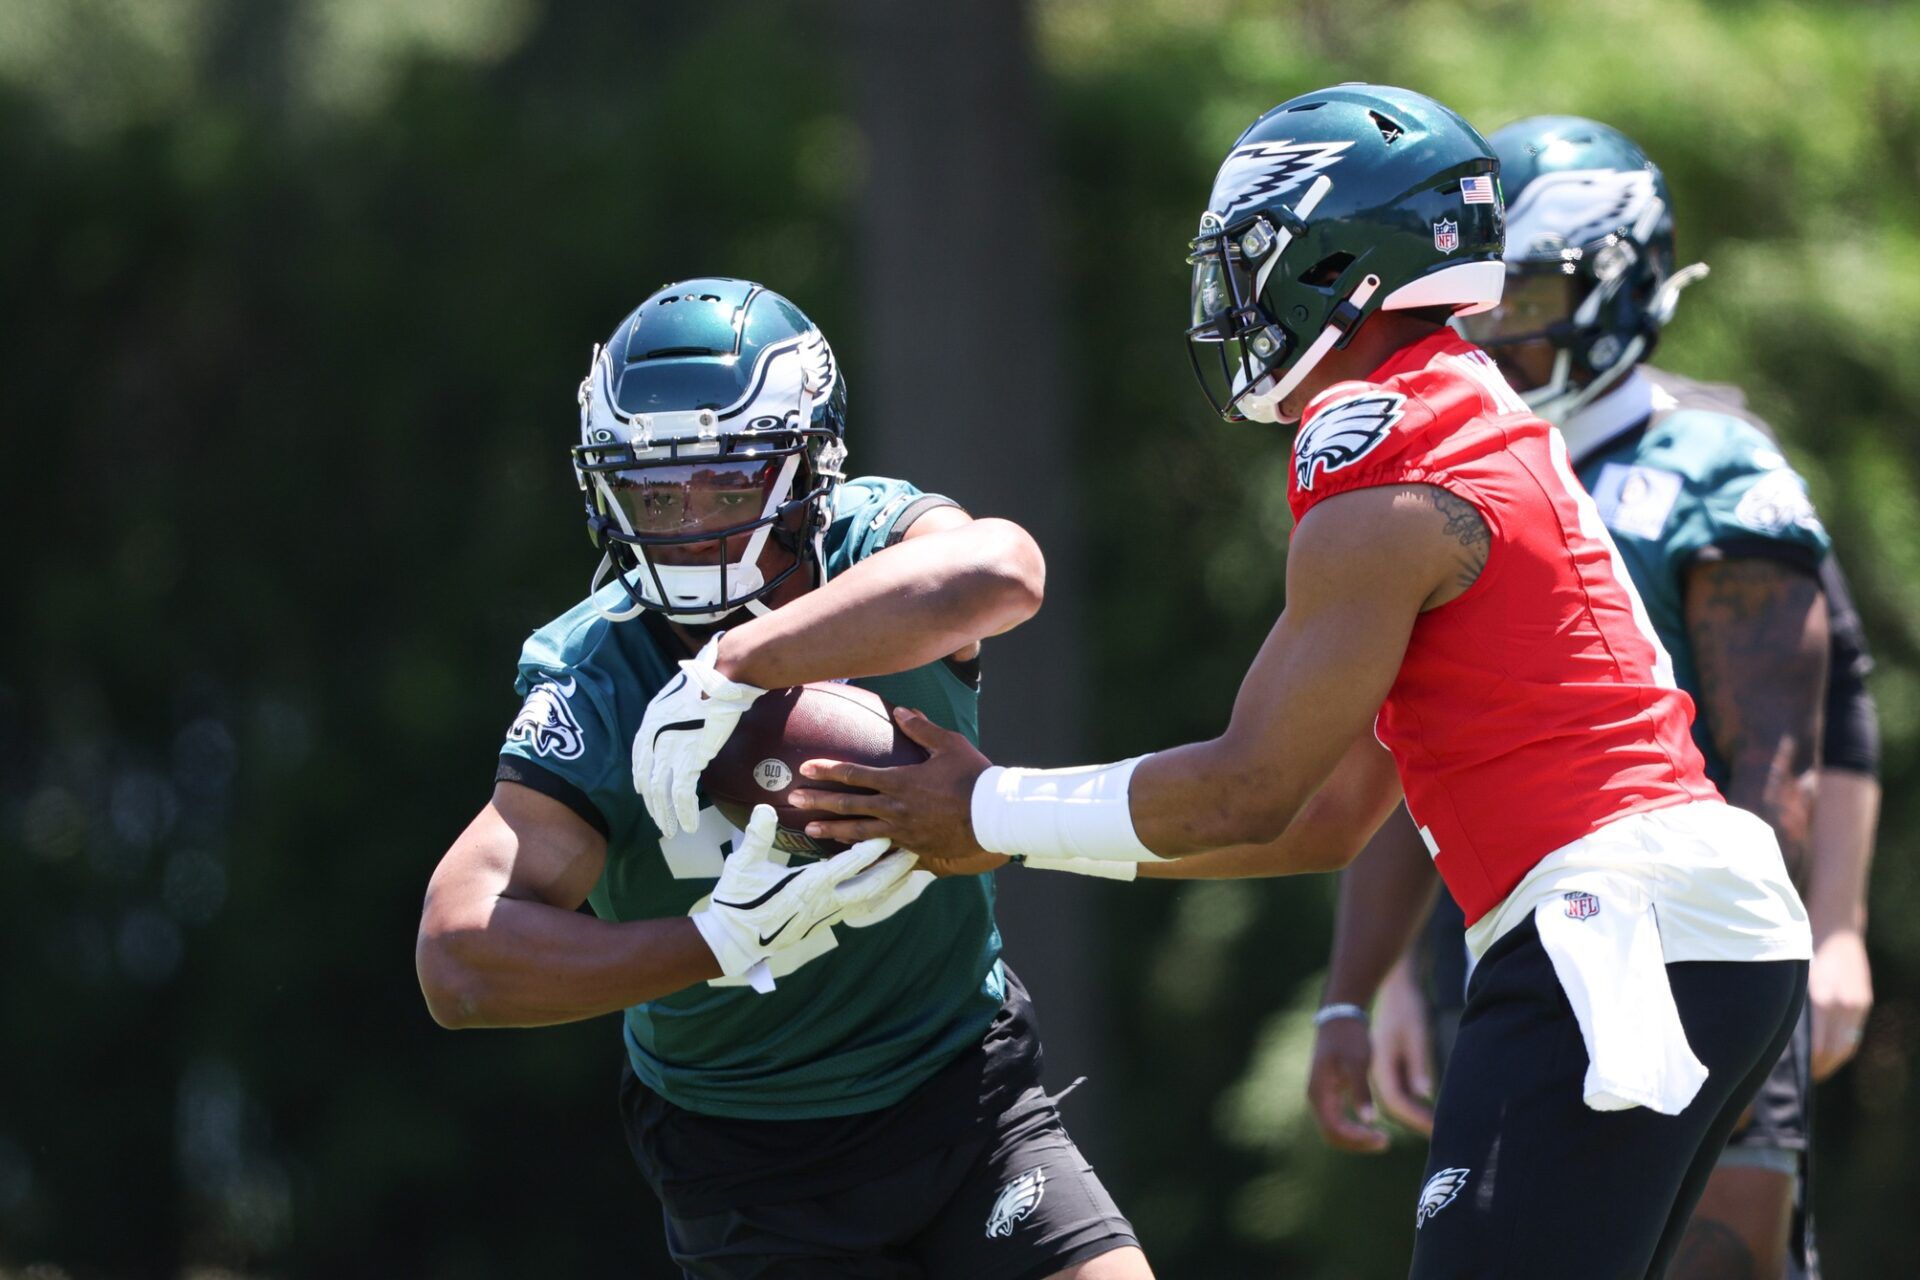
[{"x1": 985, "y1": 1167, "x2": 1046, "y2": 1238}]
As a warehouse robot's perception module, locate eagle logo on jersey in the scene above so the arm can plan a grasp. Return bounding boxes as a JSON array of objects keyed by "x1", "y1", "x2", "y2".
[
  {"x1": 984, "y1": 1167, "x2": 1046, "y2": 1238},
  {"x1": 1733, "y1": 469, "x2": 1825, "y2": 538},
  {"x1": 1415, "y1": 1166, "x2": 1470, "y2": 1228},
  {"x1": 1294, "y1": 392, "x2": 1405, "y2": 491},
  {"x1": 1207, "y1": 139, "x2": 1353, "y2": 220},
  {"x1": 508, "y1": 677, "x2": 585, "y2": 761}
]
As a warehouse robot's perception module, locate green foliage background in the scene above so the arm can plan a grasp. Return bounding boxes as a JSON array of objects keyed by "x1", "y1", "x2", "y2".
[{"x1": 2, "y1": 2, "x2": 1914, "y2": 1276}]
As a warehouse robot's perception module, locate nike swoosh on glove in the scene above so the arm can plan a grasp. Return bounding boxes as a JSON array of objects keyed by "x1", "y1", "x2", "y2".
[
  {"x1": 691, "y1": 805, "x2": 919, "y2": 990},
  {"x1": 634, "y1": 632, "x2": 765, "y2": 838}
]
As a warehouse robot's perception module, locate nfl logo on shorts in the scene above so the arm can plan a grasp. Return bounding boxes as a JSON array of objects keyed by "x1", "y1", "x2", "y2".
[
  {"x1": 1563, "y1": 891, "x2": 1601, "y2": 920},
  {"x1": 1432, "y1": 219, "x2": 1459, "y2": 252}
]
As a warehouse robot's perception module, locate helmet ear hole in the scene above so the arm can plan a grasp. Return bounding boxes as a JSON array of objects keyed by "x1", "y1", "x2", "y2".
[
  {"x1": 1368, "y1": 110, "x2": 1405, "y2": 144},
  {"x1": 1299, "y1": 252, "x2": 1356, "y2": 287}
]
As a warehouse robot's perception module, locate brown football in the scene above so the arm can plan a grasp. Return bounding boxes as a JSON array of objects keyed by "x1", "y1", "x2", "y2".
[{"x1": 702, "y1": 682, "x2": 928, "y2": 857}]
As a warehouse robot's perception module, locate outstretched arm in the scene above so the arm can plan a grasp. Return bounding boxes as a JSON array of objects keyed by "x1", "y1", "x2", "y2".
[
  {"x1": 717, "y1": 508, "x2": 1043, "y2": 684},
  {"x1": 794, "y1": 483, "x2": 1483, "y2": 866},
  {"x1": 1136, "y1": 732, "x2": 1403, "y2": 879}
]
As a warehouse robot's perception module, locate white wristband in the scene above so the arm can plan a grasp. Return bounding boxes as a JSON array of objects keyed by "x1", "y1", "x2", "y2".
[{"x1": 970, "y1": 756, "x2": 1164, "y2": 863}]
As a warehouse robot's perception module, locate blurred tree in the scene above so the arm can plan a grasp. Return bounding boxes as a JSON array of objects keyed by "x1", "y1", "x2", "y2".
[{"x1": 845, "y1": 0, "x2": 1116, "y2": 1156}]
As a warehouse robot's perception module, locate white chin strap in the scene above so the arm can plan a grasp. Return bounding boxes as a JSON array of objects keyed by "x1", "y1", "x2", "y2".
[
  {"x1": 588, "y1": 451, "x2": 802, "y2": 624},
  {"x1": 1237, "y1": 274, "x2": 1382, "y2": 424}
]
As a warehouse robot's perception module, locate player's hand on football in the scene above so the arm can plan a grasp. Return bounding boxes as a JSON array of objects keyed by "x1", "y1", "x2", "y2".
[
  {"x1": 634, "y1": 633, "x2": 766, "y2": 838},
  {"x1": 1307, "y1": 1015, "x2": 1390, "y2": 1154},
  {"x1": 1370, "y1": 962, "x2": 1437, "y2": 1135},
  {"x1": 790, "y1": 707, "x2": 1010, "y2": 876},
  {"x1": 689, "y1": 804, "x2": 918, "y2": 988}
]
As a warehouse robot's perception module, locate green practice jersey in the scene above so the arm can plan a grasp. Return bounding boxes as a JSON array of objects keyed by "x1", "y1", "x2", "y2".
[
  {"x1": 496, "y1": 476, "x2": 1002, "y2": 1120},
  {"x1": 1575, "y1": 370, "x2": 1831, "y2": 785}
]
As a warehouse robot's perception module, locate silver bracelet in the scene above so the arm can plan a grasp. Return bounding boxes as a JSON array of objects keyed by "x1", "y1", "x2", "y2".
[{"x1": 1313, "y1": 1002, "x2": 1369, "y2": 1028}]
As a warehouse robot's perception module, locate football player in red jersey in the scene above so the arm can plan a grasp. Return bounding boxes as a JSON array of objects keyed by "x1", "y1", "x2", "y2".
[
  {"x1": 793, "y1": 85, "x2": 1812, "y2": 1279},
  {"x1": 1305, "y1": 117, "x2": 1871, "y2": 1280}
]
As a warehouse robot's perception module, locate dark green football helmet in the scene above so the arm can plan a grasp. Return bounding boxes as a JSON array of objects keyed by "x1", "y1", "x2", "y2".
[
  {"x1": 1457, "y1": 116, "x2": 1708, "y2": 421},
  {"x1": 573, "y1": 278, "x2": 848, "y2": 623},
  {"x1": 1186, "y1": 83, "x2": 1506, "y2": 423}
]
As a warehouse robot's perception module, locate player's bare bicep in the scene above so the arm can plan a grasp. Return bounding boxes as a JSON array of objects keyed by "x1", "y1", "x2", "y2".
[{"x1": 427, "y1": 782, "x2": 608, "y2": 922}]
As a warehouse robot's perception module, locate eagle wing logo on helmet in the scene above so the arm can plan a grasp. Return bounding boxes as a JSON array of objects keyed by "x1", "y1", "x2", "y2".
[
  {"x1": 1506, "y1": 168, "x2": 1659, "y2": 253},
  {"x1": 799, "y1": 326, "x2": 837, "y2": 399},
  {"x1": 1208, "y1": 139, "x2": 1354, "y2": 220},
  {"x1": 1415, "y1": 1167, "x2": 1470, "y2": 1228},
  {"x1": 1294, "y1": 392, "x2": 1406, "y2": 491},
  {"x1": 507, "y1": 677, "x2": 585, "y2": 761},
  {"x1": 984, "y1": 1167, "x2": 1046, "y2": 1239}
]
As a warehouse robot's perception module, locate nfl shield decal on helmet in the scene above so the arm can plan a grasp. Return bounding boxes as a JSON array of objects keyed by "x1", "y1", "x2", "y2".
[
  {"x1": 507, "y1": 677, "x2": 585, "y2": 761},
  {"x1": 1416, "y1": 1167, "x2": 1471, "y2": 1228},
  {"x1": 985, "y1": 1167, "x2": 1047, "y2": 1239},
  {"x1": 1433, "y1": 218, "x2": 1460, "y2": 252},
  {"x1": 1294, "y1": 392, "x2": 1405, "y2": 491}
]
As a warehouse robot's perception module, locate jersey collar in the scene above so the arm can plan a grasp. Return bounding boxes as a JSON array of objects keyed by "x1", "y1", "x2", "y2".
[
  {"x1": 1363, "y1": 328, "x2": 1472, "y2": 385},
  {"x1": 1558, "y1": 369, "x2": 1673, "y2": 464}
]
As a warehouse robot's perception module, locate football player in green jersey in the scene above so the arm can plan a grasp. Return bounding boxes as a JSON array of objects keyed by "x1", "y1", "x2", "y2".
[
  {"x1": 1302, "y1": 119, "x2": 1880, "y2": 1280},
  {"x1": 415, "y1": 280, "x2": 1148, "y2": 1279}
]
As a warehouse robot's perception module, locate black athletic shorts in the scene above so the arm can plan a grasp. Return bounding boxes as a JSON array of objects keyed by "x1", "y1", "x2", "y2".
[
  {"x1": 1409, "y1": 917, "x2": 1807, "y2": 1280},
  {"x1": 619, "y1": 967, "x2": 1137, "y2": 1279}
]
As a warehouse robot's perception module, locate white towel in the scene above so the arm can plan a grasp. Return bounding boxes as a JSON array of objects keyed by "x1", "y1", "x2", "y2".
[{"x1": 1533, "y1": 873, "x2": 1709, "y2": 1115}]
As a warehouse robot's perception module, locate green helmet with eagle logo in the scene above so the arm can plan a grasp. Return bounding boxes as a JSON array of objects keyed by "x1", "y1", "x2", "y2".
[
  {"x1": 1187, "y1": 83, "x2": 1506, "y2": 423},
  {"x1": 1457, "y1": 115, "x2": 1708, "y2": 423},
  {"x1": 572, "y1": 278, "x2": 849, "y2": 624}
]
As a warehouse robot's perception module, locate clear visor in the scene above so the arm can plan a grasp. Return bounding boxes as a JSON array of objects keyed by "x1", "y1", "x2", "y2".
[
  {"x1": 1457, "y1": 269, "x2": 1577, "y2": 346},
  {"x1": 1188, "y1": 231, "x2": 1265, "y2": 333},
  {"x1": 1190, "y1": 255, "x2": 1235, "y2": 333},
  {"x1": 605, "y1": 457, "x2": 783, "y2": 539}
]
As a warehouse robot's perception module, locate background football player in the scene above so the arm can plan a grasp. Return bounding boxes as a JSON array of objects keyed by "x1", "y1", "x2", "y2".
[
  {"x1": 415, "y1": 279, "x2": 1149, "y2": 1280},
  {"x1": 794, "y1": 86, "x2": 1812, "y2": 1279},
  {"x1": 1301, "y1": 117, "x2": 1879, "y2": 1280}
]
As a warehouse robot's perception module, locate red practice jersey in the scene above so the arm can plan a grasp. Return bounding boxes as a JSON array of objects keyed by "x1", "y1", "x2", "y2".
[{"x1": 1288, "y1": 330, "x2": 1720, "y2": 924}]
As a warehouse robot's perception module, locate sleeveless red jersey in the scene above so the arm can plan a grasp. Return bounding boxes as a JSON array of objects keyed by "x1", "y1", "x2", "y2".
[{"x1": 1288, "y1": 331, "x2": 1719, "y2": 924}]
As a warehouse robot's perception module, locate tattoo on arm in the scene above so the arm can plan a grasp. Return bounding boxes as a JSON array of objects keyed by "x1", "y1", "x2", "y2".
[
  {"x1": 1429, "y1": 488, "x2": 1490, "y2": 591},
  {"x1": 1684, "y1": 558, "x2": 1829, "y2": 882},
  {"x1": 1671, "y1": 1218, "x2": 1759, "y2": 1280}
]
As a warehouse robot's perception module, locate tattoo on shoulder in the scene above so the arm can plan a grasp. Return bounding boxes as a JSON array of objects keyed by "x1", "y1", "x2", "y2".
[{"x1": 1429, "y1": 487, "x2": 1490, "y2": 590}]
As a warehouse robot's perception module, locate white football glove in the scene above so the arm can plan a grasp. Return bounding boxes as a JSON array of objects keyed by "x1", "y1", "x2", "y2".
[
  {"x1": 635, "y1": 633, "x2": 765, "y2": 838},
  {"x1": 691, "y1": 805, "x2": 919, "y2": 990}
]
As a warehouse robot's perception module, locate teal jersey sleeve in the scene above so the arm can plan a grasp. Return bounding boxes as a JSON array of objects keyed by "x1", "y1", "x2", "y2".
[
  {"x1": 823, "y1": 476, "x2": 980, "y2": 742},
  {"x1": 823, "y1": 475, "x2": 962, "y2": 577},
  {"x1": 496, "y1": 606, "x2": 629, "y2": 832},
  {"x1": 1638, "y1": 411, "x2": 1830, "y2": 570},
  {"x1": 1580, "y1": 408, "x2": 1832, "y2": 786}
]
